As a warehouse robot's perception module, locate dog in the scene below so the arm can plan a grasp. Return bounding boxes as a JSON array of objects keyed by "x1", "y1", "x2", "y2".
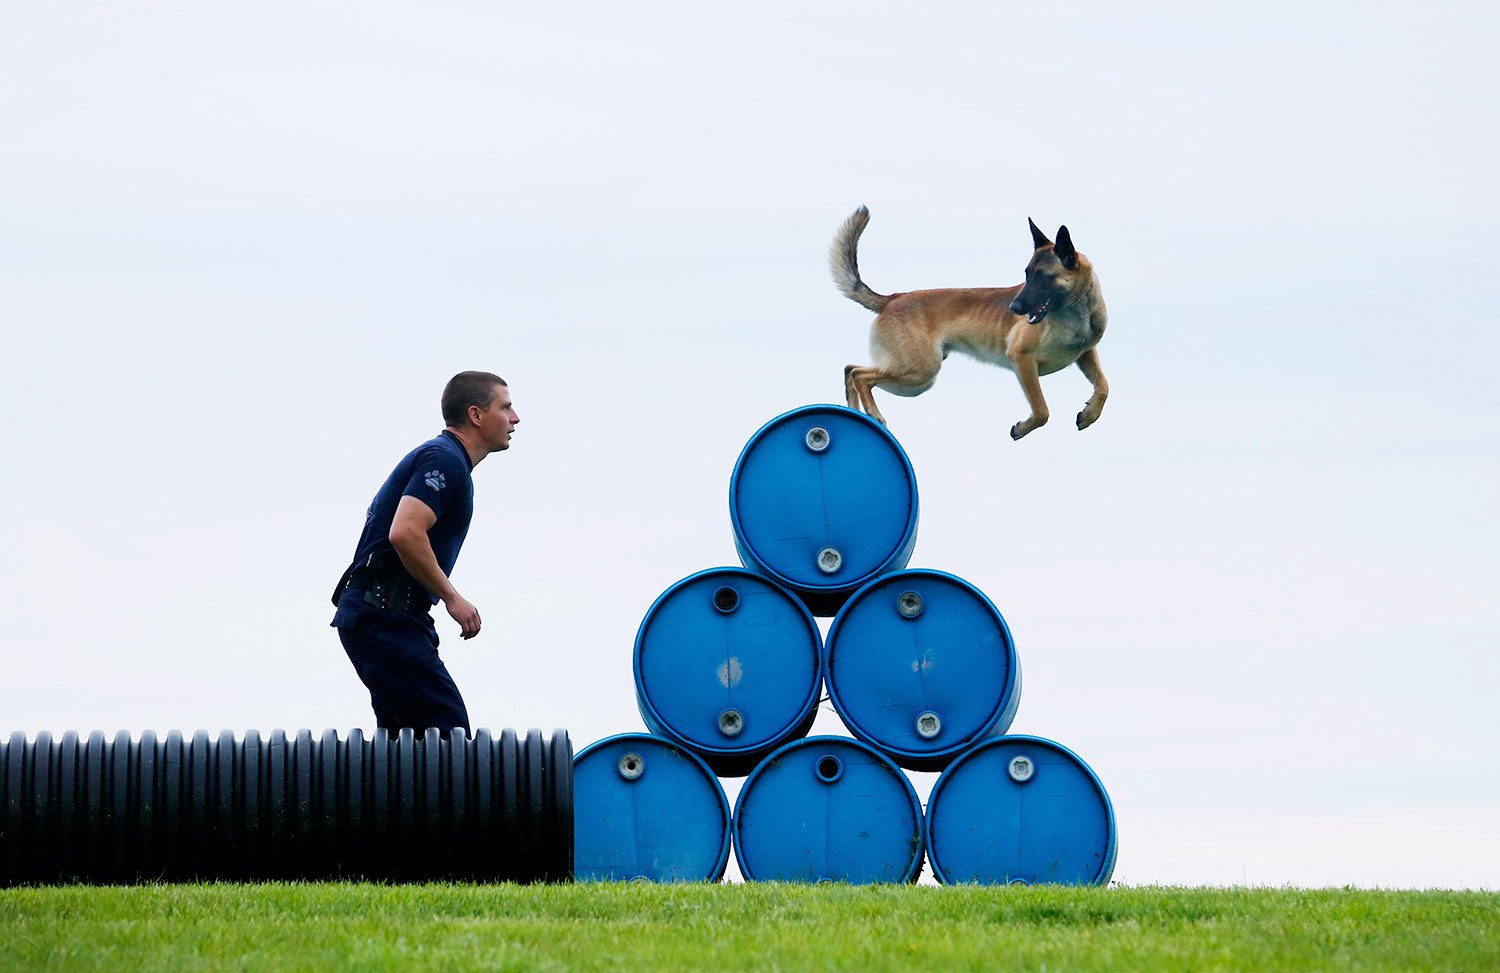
[{"x1": 830, "y1": 206, "x2": 1109, "y2": 440}]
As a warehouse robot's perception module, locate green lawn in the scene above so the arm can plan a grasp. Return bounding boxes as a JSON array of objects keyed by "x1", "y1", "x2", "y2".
[{"x1": 2, "y1": 882, "x2": 1495, "y2": 971}]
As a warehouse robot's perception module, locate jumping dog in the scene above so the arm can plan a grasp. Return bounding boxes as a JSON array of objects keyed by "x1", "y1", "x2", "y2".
[{"x1": 830, "y1": 206, "x2": 1109, "y2": 440}]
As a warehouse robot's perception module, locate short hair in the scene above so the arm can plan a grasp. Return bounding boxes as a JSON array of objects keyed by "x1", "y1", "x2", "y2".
[{"x1": 441, "y1": 371, "x2": 507, "y2": 427}]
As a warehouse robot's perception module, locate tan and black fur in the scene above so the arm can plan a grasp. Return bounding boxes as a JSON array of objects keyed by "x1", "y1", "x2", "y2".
[{"x1": 831, "y1": 206, "x2": 1109, "y2": 440}]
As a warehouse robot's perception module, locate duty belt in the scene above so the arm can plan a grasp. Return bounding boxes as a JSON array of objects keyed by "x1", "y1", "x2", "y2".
[{"x1": 350, "y1": 575, "x2": 432, "y2": 615}]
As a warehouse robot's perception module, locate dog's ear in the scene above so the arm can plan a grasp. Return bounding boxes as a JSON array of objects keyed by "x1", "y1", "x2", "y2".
[
  {"x1": 1055, "y1": 225, "x2": 1077, "y2": 269},
  {"x1": 1028, "y1": 217, "x2": 1052, "y2": 251}
]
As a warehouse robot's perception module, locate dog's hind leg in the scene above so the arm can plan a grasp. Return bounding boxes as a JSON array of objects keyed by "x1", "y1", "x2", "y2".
[
  {"x1": 851, "y1": 324, "x2": 946, "y2": 425},
  {"x1": 1008, "y1": 353, "x2": 1050, "y2": 440},
  {"x1": 1074, "y1": 348, "x2": 1109, "y2": 430},
  {"x1": 848, "y1": 359, "x2": 943, "y2": 426},
  {"x1": 845, "y1": 365, "x2": 891, "y2": 424},
  {"x1": 844, "y1": 364, "x2": 863, "y2": 412}
]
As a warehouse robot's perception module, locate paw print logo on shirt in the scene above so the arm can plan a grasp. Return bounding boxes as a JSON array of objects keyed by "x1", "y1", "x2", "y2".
[{"x1": 424, "y1": 470, "x2": 447, "y2": 491}]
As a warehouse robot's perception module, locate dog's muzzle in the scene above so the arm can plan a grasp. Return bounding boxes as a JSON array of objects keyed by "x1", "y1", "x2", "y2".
[{"x1": 1010, "y1": 298, "x2": 1050, "y2": 324}]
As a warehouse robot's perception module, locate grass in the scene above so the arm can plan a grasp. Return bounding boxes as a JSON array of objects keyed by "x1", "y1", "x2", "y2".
[{"x1": 1, "y1": 882, "x2": 1496, "y2": 971}]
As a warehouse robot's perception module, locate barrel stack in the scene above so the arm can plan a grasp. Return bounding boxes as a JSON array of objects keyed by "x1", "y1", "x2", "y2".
[{"x1": 574, "y1": 404, "x2": 1117, "y2": 885}]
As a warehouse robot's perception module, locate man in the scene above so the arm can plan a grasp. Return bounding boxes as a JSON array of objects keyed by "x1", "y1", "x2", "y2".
[{"x1": 331, "y1": 371, "x2": 518, "y2": 734}]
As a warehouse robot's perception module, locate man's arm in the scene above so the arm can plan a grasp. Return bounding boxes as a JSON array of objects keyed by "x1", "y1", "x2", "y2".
[{"x1": 388, "y1": 494, "x2": 481, "y2": 639}]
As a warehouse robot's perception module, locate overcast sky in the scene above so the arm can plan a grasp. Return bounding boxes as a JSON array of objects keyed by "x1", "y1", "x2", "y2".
[{"x1": 1, "y1": 2, "x2": 1496, "y2": 889}]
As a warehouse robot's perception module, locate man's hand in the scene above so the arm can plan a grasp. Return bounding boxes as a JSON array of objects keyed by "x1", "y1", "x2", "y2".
[{"x1": 444, "y1": 592, "x2": 482, "y2": 640}]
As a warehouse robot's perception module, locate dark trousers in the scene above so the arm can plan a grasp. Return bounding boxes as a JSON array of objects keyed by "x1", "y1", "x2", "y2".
[{"x1": 335, "y1": 603, "x2": 471, "y2": 735}]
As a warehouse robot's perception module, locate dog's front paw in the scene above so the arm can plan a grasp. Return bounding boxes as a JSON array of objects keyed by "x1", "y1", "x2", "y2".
[
  {"x1": 1077, "y1": 402, "x2": 1103, "y2": 430},
  {"x1": 1074, "y1": 401, "x2": 1110, "y2": 431}
]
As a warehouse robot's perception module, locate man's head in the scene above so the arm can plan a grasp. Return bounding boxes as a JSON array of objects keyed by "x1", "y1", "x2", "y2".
[{"x1": 442, "y1": 370, "x2": 518, "y2": 454}]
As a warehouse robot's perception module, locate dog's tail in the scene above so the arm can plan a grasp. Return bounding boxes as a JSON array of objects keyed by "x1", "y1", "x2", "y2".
[{"x1": 829, "y1": 205, "x2": 891, "y2": 313}]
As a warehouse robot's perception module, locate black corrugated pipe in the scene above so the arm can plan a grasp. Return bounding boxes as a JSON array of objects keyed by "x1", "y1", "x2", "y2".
[{"x1": 0, "y1": 727, "x2": 572, "y2": 884}]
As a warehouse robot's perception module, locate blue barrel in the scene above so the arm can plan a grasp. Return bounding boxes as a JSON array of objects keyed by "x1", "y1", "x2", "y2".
[
  {"x1": 732, "y1": 736, "x2": 924, "y2": 884},
  {"x1": 572, "y1": 734, "x2": 731, "y2": 882},
  {"x1": 823, "y1": 569, "x2": 1021, "y2": 771},
  {"x1": 634, "y1": 568, "x2": 823, "y2": 777},
  {"x1": 924, "y1": 735, "x2": 1117, "y2": 886},
  {"x1": 729, "y1": 405, "x2": 919, "y2": 615}
]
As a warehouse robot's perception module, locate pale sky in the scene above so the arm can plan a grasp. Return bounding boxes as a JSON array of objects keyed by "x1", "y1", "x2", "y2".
[{"x1": 1, "y1": 2, "x2": 1496, "y2": 888}]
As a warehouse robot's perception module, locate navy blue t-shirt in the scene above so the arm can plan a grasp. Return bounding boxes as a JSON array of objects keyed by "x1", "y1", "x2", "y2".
[{"x1": 339, "y1": 430, "x2": 475, "y2": 608}]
